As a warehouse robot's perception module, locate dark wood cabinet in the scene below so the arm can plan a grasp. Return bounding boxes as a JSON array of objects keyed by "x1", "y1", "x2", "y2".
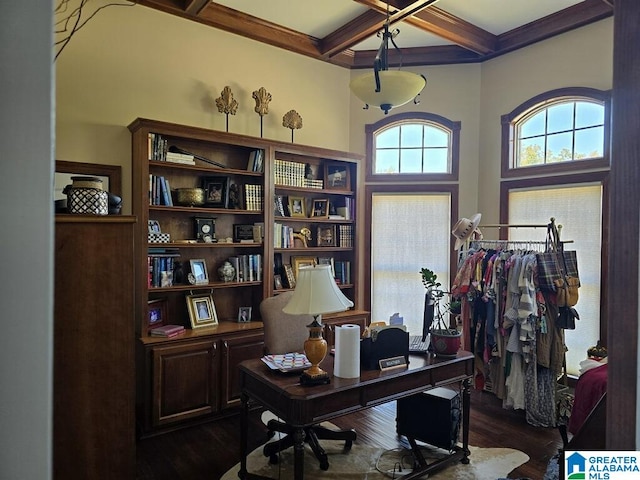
[
  {"x1": 54, "y1": 216, "x2": 136, "y2": 480},
  {"x1": 151, "y1": 340, "x2": 220, "y2": 428},
  {"x1": 220, "y1": 332, "x2": 266, "y2": 409}
]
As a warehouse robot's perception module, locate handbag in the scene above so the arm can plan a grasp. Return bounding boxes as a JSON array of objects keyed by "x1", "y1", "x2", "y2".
[
  {"x1": 554, "y1": 276, "x2": 580, "y2": 307},
  {"x1": 536, "y1": 223, "x2": 580, "y2": 293}
]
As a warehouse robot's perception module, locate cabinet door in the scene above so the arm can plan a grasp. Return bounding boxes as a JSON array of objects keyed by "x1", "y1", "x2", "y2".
[
  {"x1": 323, "y1": 313, "x2": 369, "y2": 348},
  {"x1": 220, "y1": 333, "x2": 265, "y2": 409},
  {"x1": 152, "y1": 340, "x2": 219, "y2": 427}
]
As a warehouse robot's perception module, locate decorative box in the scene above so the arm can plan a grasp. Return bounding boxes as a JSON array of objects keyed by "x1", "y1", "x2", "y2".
[{"x1": 148, "y1": 232, "x2": 171, "y2": 243}]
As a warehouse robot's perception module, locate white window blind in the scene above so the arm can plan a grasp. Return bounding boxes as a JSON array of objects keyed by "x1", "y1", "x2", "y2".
[
  {"x1": 509, "y1": 185, "x2": 602, "y2": 376},
  {"x1": 370, "y1": 193, "x2": 451, "y2": 334}
]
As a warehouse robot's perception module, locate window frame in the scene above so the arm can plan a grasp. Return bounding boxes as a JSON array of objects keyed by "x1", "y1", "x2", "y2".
[
  {"x1": 501, "y1": 87, "x2": 611, "y2": 179},
  {"x1": 366, "y1": 112, "x2": 460, "y2": 183}
]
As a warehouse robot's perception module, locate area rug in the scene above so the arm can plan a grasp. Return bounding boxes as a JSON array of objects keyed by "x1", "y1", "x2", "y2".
[{"x1": 221, "y1": 412, "x2": 529, "y2": 480}]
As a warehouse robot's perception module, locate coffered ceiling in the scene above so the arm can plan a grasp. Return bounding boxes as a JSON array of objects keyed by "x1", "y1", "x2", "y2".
[{"x1": 136, "y1": 0, "x2": 613, "y2": 68}]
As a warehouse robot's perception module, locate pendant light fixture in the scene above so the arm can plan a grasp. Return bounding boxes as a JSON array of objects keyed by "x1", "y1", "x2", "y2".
[{"x1": 349, "y1": 2, "x2": 427, "y2": 114}]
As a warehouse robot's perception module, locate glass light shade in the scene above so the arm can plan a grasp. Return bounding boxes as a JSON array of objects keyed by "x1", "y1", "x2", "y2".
[
  {"x1": 350, "y1": 70, "x2": 426, "y2": 114},
  {"x1": 283, "y1": 264, "x2": 354, "y2": 316}
]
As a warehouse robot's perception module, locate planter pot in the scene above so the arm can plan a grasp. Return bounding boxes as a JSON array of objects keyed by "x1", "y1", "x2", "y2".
[{"x1": 430, "y1": 328, "x2": 461, "y2": 357}]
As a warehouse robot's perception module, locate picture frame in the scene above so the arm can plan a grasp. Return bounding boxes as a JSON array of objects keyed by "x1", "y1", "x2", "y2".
[
  {"x1": 324, "y1": 162, "x2": 350, "y2": 190},
  {"x1": 291, "y1": 256, "x2": 317, "y2": 280},
  {"x1": 316, "y1": 225, "x2": 337, "y2": 247},
  {"x1": 147, "y1": 298, "x2": 167, "y2": 332},
  {"x1": 148, "y1": 219, "x2": 161, "y2": 233},
  {"x1": 186, "y1": 293, "x2": 218, "y2": 329},
  {"x1": 233, "y1": 223, "x2": 256, "y2": 243},
  {"x1": 283, "y1": 264, "x2": 296, "y2": 288},
  {"x1": 311, "y1": 199, "x2": 329, "y2": 218},
  {"x1": 189, "y1": 258, "x2": 209, "y2": 285},
  {"x1": 201, "y1": 176, "x2": 229, "y2": 208},
  {"x1": 238, "y1": 306, "x2": 252, "y2": 323},
  {"x1": 288, "y1": 196, "x2": 306, "y2": 218},
  {"x1": 274, "y1": 274, "x2": 284, "y2": 290},
  {"x1": 317, "y1": 257, "x2": 335, "y2": 277}
]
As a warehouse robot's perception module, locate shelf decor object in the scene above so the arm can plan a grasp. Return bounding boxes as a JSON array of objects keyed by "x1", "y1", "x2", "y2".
[
  {"x1": 215, "y1": 86, "x2": 239, "y2": 132},
  {"x1": 282, "y1": 109, "x2": 303, "y2": 143},
  {"x1": 252, "y1": 86, "x2": 272, "y2": 138},
  {"x1": 349, "y1": 1, "x2": 427, "y2": 114},
  {"x1": 283, "y1": 264, "x2": 354, "y2": 385}
]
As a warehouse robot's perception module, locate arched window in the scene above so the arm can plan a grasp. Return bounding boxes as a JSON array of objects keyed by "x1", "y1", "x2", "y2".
[
  {"x1": 366, "y1": 112, "x2": 460, "y2": 182},
  {"x1": 500, "y1": 87, "x2": 611, "y2": 376},
  {"x1": 365, "y1": 112, "x2": 460, "y2": 335},
  {"x1": 502, "y1": 87, "x2": 610, "y2": 177}
]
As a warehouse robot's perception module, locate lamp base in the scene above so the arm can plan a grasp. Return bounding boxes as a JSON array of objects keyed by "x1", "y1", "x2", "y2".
[{"x1": 300, "y1": 369, "x2": 330, "y2": 386}]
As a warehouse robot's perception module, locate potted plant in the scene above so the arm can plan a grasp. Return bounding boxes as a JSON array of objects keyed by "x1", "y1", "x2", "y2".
[{"x1": 420, "y1": 268, "x2": 462, "y2": 357}]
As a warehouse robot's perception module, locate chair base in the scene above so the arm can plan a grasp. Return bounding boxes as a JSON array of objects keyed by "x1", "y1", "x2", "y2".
[{"x1": 263, "y1": 419, "x2": 356, "y2": 471}]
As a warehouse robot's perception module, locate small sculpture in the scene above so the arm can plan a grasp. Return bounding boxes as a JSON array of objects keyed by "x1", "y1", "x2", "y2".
[
  {"x1": 282, "y1": 109, "x2": 303, "y2": 143},
  {"x1": 218, "y1": 261, "x2": 236, "y2": 282},
  {"x1": 215, "y1": 86, "x2": 239, "y2": 132},
  {"x1": 292, "y1": 227, "x2": 312, "y2": 248},
  {"x1": 252, "y1": 87, "x2": 272, "y2": 138}
]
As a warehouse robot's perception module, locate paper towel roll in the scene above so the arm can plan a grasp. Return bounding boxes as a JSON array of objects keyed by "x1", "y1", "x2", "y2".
[{"x1": 334, "y1": 324, "x2": 361, "y2": 378}]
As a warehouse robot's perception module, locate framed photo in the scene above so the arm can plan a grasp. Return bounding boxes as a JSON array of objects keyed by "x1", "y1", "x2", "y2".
[
  {"x1": 238, "y1": 306, "x2": 252, "y2": 323},
  {"x1": 288, "y1": 196, "x2": 306, "y2": 218},
  {"x1": 189, "y1": 258, "x2": 209, "y2": 285},
  {"x1": 325, "y1": 162, "x2": 350, "y2": 190},
  {"x1": 201, "y1": 176, "x2": 229, "y2": 208},
  {"x1": 283, "y1": 264, "x2": 296, "y2": 288},
  {"x1": 274, "y1": 274, "x2": 284, "y2": 290},
  {"x1": 233, "y1": 224, "x2": 255, "y2": 243},
  {"x1": 186, "y1": 293, "x2": 218, "y2": 329},
  {"x1": 291, "y1": 256, "x2": 317, "y2": 280},
  {"x1": 316, "y1": 225, "x2": 337, "y2": 247},
  {"x1": 147, "y1": 298, "x2": 167, "y2": 332},
  {"x1": 311, "y1": 199, "x2": 329, "y2": 218},
  {"x1": 317, "y1": 257, "x2": 335, "y2": 277},
  {"x1": 148, "y1": 219, "x2": 161, "y2": 233}
]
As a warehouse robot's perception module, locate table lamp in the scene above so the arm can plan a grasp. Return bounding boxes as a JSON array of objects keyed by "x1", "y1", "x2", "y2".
[{"x1": 283, "y1": 264, "x2": 354, "y2": 385}]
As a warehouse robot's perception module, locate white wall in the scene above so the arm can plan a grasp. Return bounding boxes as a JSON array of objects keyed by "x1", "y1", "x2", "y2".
[{"x1": 0, "y1": 1, "x2": 54, "y2": 478}]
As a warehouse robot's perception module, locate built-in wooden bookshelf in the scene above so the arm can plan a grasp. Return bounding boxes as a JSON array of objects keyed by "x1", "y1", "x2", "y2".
[{"x1": 129, "y1": 118, "x2": 367, "y2": 435}]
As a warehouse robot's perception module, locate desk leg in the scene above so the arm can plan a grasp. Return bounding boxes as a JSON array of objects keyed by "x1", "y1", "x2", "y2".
[
  {"x1": 461, "y1": 377, "x2": 471, "y2": 463},
  {"x1": 293, "y1": 427, "x2": 305, "y2": 480},
  {"x1": 239, "y1": 392, "x2": 249, "y2": 480}
]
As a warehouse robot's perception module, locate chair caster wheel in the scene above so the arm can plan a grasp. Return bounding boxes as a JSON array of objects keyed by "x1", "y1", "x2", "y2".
[
  {"x1": 320, "y1": 459, "x2": 329, "y2": 471},
  {"x1": 269, "y1": 454, "x2": 278, "y2": 465},
  {"x1": 266, "y1": 430, "x2": 275, "y2": 439},
  {"x1": 344, "y1": 440, "x2": 353, "y2": 452}
]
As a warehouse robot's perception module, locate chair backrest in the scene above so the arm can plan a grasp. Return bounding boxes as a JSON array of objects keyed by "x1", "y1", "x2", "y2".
[{"x1": 260, "y1": 291, "x2": 312, "y2": 355}]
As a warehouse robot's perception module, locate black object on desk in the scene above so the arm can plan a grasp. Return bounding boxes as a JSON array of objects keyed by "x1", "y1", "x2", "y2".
[{"x1": 360, "y1": 327, "x2": 409, "y2": 370}]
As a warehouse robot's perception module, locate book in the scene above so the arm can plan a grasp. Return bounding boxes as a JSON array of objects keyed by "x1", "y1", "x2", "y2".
[{"x1": 150, "y1": 324, "x2": 185, "y2": 337}]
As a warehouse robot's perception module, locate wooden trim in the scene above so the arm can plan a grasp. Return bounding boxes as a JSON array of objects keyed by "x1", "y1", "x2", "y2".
[{"x1": 56, "y1": 160, "x2": 122, "y2": 197}]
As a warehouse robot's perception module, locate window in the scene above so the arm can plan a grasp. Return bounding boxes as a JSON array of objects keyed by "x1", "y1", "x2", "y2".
[
  {"x1": 501, "y1": 87, "x2": 610, "y2": 178},
  {"x1": 366, "y1": 112, "x2": 460, "y2": 183},
  {"x1": 501, "y1": 87, "x2": 610, "y2": 377},
  {"x1": 365, "y1": 112, "x2": 460, "y2": 334}
]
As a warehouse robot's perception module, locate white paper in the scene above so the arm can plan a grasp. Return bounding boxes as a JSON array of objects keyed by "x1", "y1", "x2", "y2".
[{"x1": 334, "y1": 324, "x2": 361, "y2": 378}]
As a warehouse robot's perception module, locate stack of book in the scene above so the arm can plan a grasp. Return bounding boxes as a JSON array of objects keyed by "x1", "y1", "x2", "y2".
[
  {"x1": 149, "y1": 174, "x2": 173, "y2": 206},
  {"x1": 274, "y1": 159, "x2": 306, "y2": 187},
  {"x1": 165, "y1": 151, "x2": 195, "y2": 165},
  {"x1": 150, "y1": 324, "x2": 185, "y2": 338},
  {"x1": 338, "y1": 224, "x2": 353, "y2": 248},
  {"x1": 244, "y1": 184, "x2": 263, "y2": 211},
  {"x1": 247, "y1": 149, "x2": 264, "y2": 172}
]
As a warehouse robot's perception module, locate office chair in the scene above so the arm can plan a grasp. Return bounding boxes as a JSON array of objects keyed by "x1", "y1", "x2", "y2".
[{"x1": 259, "y1": 292, "x2": 356, "y2": 471}]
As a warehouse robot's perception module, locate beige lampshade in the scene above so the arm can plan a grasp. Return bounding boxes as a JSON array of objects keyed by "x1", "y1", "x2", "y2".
[
  {"x1": 350, "y1": 70, "x2": 426, "y2": 114},
  {"x1": 283, "y1": 264, "x2": 354, "y2": 316}
]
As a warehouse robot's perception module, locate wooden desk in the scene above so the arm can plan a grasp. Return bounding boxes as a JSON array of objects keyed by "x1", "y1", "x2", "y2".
[{"x1": 238, "y1": 351, "x2": 474, "y2": 480}]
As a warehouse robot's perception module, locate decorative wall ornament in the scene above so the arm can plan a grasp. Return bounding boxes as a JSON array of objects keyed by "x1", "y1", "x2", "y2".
[
  {"x1": 252, "y1": 87, "x2": 272, "y2": 138},
  {"x1": 282, "y1": 110, "x2": 303, "y2": 143},
  {"x1": 215, "y1": 86, "x2": 239, "y2": 132}
]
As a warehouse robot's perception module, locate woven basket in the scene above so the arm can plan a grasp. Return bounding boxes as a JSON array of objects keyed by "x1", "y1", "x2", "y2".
[{"x1": 66, "y1": 176, "x2": 108, "y2": 215}]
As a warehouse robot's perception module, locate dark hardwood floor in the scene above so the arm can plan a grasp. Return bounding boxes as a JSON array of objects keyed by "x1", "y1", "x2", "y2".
[{"x1": 136, "y1": 388, "x2": 563, "y2": 479}]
